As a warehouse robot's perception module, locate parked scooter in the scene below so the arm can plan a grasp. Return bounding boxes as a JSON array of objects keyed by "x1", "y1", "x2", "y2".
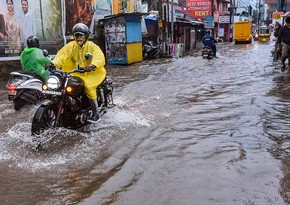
[
  {"x1": 201, "y1": 46, "x2": 214, "y2": 59},
  {"x1": 143, "y1": 41, "x2": 161, "y2": 59},
  {"x1": 6, "y1": 72, "x2": 44, "y2": 110}
]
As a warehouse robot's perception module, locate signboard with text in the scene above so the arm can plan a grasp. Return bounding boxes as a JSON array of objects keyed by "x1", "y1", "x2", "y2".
[
  {"x1": 186, "y1": 0, "x2": 211, "y2": 19},
  {"x1": 272, "y1": 12, "x2": 284, "y2": 25},
  {"x1": 204, "y1": 16, "x2": 214, "y2": 28},
  {"x1": 219, "y1": 15, "x2": 230, "y2": 24}
]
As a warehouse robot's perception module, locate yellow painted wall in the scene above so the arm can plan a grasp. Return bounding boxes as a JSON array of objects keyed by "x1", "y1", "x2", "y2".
[
  {"x1": 112, "y1": 0, "x2": 119, "y2": 14},
  {"x1": 127, "y1": 43, "x2": 143, "y2": 64}
]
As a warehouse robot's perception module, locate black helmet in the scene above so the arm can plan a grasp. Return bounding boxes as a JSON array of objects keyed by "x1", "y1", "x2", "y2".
[
  {"x1": 27, "y1": 35, "x2": 39, "y2": 48},
  {"x1": 72, "y1": 23, "x2": 90, "y2": 39},
  {"x1": 206, "y1": 30, "x2": 210, "y2": 35}
]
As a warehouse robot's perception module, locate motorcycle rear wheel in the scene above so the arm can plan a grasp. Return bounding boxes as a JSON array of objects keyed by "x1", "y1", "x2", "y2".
[
  {"x1": 31, "y1": 104, "x2": 58, "y2": 135},
  {"x1": 13, "y1": 98, "x2": 26, "y2": 110}
]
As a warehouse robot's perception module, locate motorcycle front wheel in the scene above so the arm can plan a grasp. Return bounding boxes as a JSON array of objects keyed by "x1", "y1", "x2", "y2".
[{"x1": 31, "y1": 104, "x2": 58, "y2": 135}]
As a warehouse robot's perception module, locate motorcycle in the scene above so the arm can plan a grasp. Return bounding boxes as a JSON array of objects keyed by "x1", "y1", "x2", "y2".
[
  {"x1": 201, "y1": 46, "x2": 214, "y2": 59},
  {"x1": 31, "y1": 52, "x2": 115, "y2": 149},
  {"x1": 143, "y1": 41, "x2": 161, "y2": 59},
  {"x1": 6, "y1": 71, "x2": 44, "y2": 110}
]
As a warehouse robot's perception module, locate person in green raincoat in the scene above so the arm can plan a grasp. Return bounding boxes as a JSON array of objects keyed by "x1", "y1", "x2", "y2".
[
  {"x1": 52, "y1": 23, "x2": 106, "y2": 124},
  {"x1": 20, "y1": 35, "x2": 51, "y2": 80}
]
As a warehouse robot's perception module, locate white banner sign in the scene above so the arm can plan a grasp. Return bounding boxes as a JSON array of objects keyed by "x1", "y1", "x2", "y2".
[{"x1": 219, "y1": 15, "x2": 230, "y2": 24}]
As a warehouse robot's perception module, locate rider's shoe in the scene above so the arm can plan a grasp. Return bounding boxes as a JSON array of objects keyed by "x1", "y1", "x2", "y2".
[{"x1": 87, "y1": 114, "x2": 101, "y2": 124}]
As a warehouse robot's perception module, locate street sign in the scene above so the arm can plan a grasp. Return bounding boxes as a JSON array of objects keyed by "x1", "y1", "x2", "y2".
[
  {"x1": 219, "y1": 15, "x2": 230, "y2": 24},
  {"x1": 205, "y1": 16, "x2": 214, "y2": 28},
  {"x1": 272, "y1": 12, "x2": 284, "y2": 24}
]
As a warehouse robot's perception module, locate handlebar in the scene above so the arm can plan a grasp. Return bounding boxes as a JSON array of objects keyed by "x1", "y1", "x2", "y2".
[
  {"x1": 68, "y1": 67, "x2": 95, "y2": 74},
  {"x1": 48, "y1": 67, "x2": 95, "y2": 78}
]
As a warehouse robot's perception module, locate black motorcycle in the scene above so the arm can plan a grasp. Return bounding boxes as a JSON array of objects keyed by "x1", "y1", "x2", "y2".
[
  {"x1": 31, "y1": 53, "x2": 115, "y2": 149},
  {"x1": 201, "y1": 46, "x2": 214, "y2": 59},
  {"x1": 143, "y1": 41, "x2": 161, "y2": 59}
]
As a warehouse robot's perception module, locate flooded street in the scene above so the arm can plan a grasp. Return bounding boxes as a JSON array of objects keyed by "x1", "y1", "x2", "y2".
[{"x1": 1, "y1": 39, "x2": 290, "y2": 205}]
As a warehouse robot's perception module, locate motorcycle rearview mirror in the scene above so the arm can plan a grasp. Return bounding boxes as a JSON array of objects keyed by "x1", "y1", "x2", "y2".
[
  {"x1": 77, "y1": 53, "x2": 93, "y2": 70},
  {"x1": 43, "y1": 49, "x2": 49, "y2": 57},
  {"x1": 85, "y1": 52, "x2": 93, "y2": 60}
]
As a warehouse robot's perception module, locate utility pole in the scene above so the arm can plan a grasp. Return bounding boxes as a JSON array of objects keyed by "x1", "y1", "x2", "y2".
[
  {"x1": 257, "y1": 0, "x2": 261, "y2": 27},
  {"x1": 228, "y1": 0, "x2": 236, "y2": 42},
  {"x1": 171, "y1": 0, "x2": 174, "y2": 44},
  {"x1": 277, "y1": 0, "x2": 286, "y2": 12}
]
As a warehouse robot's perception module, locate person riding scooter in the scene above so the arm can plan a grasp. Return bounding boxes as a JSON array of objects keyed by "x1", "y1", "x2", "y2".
[
  {"x1": 52, "y1": 23, "x2": 106, "y2": 124},
  {"x1": 202, "y1": 30, "x2": 217, "y2": 58},
  {"x1": 20, "y1": 35, "x2": 51, "y2": 81}
]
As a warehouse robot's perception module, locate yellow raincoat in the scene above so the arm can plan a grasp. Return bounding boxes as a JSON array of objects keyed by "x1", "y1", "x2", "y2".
[{"x1": 52, "y1": 41, "x2": 106, "y2": 99}]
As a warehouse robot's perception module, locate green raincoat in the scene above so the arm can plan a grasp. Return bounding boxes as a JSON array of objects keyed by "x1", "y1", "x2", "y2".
[
  {"x1": 52, "y1": 41, "x2": 106, "y2": 100},
  {"x1": 20, "y1": 47, "x2": 51, "y2": 80}
]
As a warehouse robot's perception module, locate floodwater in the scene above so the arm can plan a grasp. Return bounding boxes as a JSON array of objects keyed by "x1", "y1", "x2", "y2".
[{"x1": 0, "y1": 39, "x2": 290, "y2": 205}]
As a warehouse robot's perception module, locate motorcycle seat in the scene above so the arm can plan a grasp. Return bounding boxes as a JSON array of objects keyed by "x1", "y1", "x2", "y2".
[{"x1": 10, "y1": 71, "x2": 44, "y2": 82}]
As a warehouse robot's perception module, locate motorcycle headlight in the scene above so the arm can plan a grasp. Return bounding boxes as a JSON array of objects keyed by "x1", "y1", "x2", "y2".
[{"x1": 46, "y1": 76, "x2": 61, "y2": 89}]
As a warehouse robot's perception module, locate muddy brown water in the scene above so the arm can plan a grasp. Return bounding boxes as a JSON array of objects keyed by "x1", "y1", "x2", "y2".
[{"x1": 0, "y1": 40, "x2": 289, "y2": 205}]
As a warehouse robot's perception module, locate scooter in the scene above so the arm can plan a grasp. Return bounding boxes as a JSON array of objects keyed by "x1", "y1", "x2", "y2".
[
  {"x1": 6, "y1": 72, "x2": 44, "y2": 110},
  {"x1": 201, "y1": 46, "x2": 214, "y2": 59},
  {"x1": 143, "y1": 41, "x2": 161, "y2": 59}
]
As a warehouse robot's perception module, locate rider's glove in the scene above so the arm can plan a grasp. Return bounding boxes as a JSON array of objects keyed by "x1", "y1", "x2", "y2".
[
  {"x1": 45, "y1": 63, "x2": 56, "y2": 72},
  {"x1": 85, "y1": 64, "x2": 96, "y2": 71}
]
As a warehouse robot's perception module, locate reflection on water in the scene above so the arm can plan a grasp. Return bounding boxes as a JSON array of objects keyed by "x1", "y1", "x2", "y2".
[{"x1": 265, "y1": 74, "x2": 290, "y2": 204}]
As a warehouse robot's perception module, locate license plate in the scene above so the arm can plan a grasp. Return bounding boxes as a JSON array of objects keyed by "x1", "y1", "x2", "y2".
[{"x1": 43, "y1": 90, "x2": 62, "y2": 95}]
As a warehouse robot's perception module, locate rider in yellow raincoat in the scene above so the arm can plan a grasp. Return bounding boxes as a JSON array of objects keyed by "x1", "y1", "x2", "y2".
[{"x1": 52, "y1": 23, "x2": 106, "y2": 124}]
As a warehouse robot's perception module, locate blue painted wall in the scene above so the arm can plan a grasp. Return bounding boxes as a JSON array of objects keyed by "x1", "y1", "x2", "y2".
[{"x1": 125, "y1": 22, "x2": 142, "y2": 43}]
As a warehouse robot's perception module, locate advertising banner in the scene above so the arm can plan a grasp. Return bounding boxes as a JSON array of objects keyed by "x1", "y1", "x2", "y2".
[
  {"x1": 0, "y1": 0, "x2": 112, "y2": 59},
  {"x1": 0, "y1": 0, "x2": 63, "y2": 57},
  {"x1": 186, "y1": 0, "x2": 211, "y2": 19},
  {"x1": 272, "y1": 12, "x2": 284, "y2": 25}
]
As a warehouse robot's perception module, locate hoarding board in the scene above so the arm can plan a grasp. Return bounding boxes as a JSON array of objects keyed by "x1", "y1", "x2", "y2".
[
  {"x1": 186, "y1": 0, "x2": 211, "y2": 19},
  {"x1": 0, "y1": 0, "x2": 112, "y2": 59},
  {"x1": 272, "y1": 12, "x2": 284, "y2": 25}
]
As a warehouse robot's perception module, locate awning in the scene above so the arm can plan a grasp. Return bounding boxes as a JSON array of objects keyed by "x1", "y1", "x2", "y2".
[
  {"x1": 176, "y1": 18, "x2": 204, "y2": 25},
  {"x1": 144, "y1": 15, "x2": 158, "y2": 21}
]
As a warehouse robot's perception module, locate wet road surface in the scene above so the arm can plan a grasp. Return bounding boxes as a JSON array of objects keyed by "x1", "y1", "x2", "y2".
[{"x1": 0, "y1": 39, "x2": 290, "y2": 205}]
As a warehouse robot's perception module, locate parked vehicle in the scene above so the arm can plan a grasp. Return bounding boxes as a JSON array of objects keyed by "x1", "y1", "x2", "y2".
[
  {"x1": 143, "y1": 41, "x2": 161, "y2": 59},
  {"x1": 234, "y1": 21, "x2": 252, "y2": 44},
  {"x1": 6, "y1": 71, "x2": 44, "y2": 110},
  {"x1": 201, "y1": 46, "x2": 214, "y2": 59},
  {"x1": 258, "y1": 26, "x2": 270, "y2": 42},
  {"x1": 31, "y1": 53, "x2": 115, "y2": 149}
]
